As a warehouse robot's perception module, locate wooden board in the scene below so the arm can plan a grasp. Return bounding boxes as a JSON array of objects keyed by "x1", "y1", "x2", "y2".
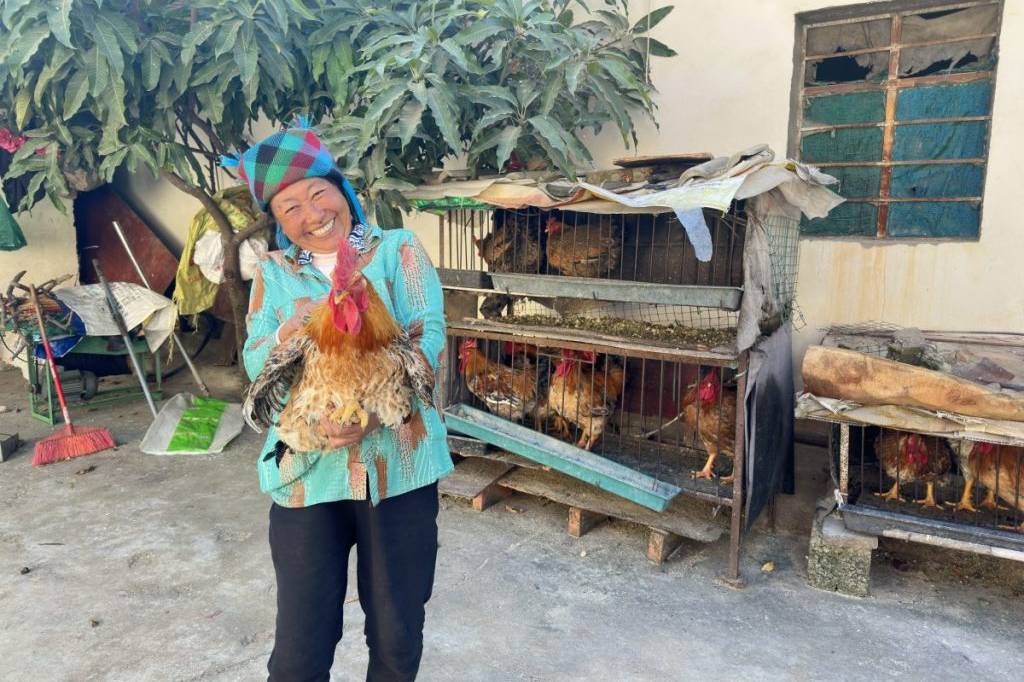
[
  {"x1": 439, "y1": 457, "x2": 515, "y2": 500},
  {"x1": 613, "y1": 153, "x2": 713, "y2": 168},
  {"x1": 803, "y1": 345, "x2": 1024, "y2": 421},
  {"x1": 496, "y1": 467, "x2": 725, "y2": 543}
]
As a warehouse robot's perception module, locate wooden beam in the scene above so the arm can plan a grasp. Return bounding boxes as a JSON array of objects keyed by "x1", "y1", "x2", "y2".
[
  {"x1": 647, "y1": 529, "x2": 685, "y2": 564},
  {"x1": 568, "y1": 507, "x2": 608, "y2": 538},
  {"x1": 438, "y1": 457, "x2": 515, "y2": 505},
  {"x1": 472, "y1": 483, "x2": 513, "y2": 512}
]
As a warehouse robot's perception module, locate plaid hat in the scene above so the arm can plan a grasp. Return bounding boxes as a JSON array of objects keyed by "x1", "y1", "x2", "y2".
[{"x1": 220, "y1": 120, "x2": 367, "y2": 227}]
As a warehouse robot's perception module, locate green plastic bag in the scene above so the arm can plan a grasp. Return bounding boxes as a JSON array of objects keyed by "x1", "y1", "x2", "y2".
[
  {"x1": 0, "y1": 197, "x2": 26, "y2": 251},
  {"x1": 167, "y1": 397, "x2": 229, "y2": 452}
]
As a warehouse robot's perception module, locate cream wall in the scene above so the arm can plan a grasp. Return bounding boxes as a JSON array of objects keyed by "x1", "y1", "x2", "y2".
[{"x1": 583, "y1": 0, "x2": 1024, "y2": 375}]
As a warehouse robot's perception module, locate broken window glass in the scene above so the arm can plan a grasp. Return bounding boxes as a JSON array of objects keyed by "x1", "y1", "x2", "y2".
[
  {"x1": 805, "y1": 51, "x2": 889, "y2": 85},
  {"x1": 901, "y1": 4, "x2": 1000, "y2": 44},
  {"x1": 806, "y1": 18, "x2": 891, "y2": 55},
  {"x1": 899, "y1": 38, "x2": 995, "y2": 78}
]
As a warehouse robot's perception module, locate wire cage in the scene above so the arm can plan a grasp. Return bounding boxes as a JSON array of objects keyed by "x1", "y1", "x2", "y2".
[
  {"x1": 833, "y1": 425, "x2": 1024, "y2": 536},
  {"x1": 438, "y1": 205, "x2": 754, "y2": 344},
  {"x1": 445, "y1": 331, "x2": 742, "y2": 503}
]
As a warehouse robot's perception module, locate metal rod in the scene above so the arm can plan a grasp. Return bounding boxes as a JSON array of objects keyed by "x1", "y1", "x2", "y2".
[
  {"x1": 111, "y1": 221, "x2": 211, "y2": 397},
  {"x1": 92, "y1": 259, "x2": 159, "y2": 419}
]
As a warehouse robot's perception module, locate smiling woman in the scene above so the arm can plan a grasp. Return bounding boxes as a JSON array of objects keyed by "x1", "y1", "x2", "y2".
[{"x1": 225, "y1": 121, "x2": 451, "y2": 682}]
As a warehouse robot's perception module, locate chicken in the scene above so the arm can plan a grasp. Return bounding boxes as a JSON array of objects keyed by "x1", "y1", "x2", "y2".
[
  {"x1": 949, "y1": 441, "x2": 1024, "y2": 529},
  {"x1": 458, "y1": 338, "x2": 538, "y2": 422},
  {"x1": 544, "y1": 215, "x2": 621, "y2": 278},
  {"x1": 242, "y1": 240, "x2": 434, "y2": 452},
  {"x1": 475, "y1": 211, "x2": 542, "y2": 319},
  {"x1": 546, "y1": 349, "x2": 625, "y2": 450},
  {"x1": 682, "y1": 368, "x2": 737, "y2": 482},
  {"x1": 874, "y1": 431, "x2": 951, "y2": 508}
]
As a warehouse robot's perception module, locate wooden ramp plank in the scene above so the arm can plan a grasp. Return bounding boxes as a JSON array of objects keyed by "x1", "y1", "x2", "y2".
[
  {"x1": 439, "y1": 458, "x2": 514, "y2": 501},
  {"x1": 497, "y1": 467, "x2": 724, "y2": 544}
]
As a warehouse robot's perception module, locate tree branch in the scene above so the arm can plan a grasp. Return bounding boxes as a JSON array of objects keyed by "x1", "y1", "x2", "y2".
[{"x1": 232, "y1": 214, "x2": 274, "y2": 245}]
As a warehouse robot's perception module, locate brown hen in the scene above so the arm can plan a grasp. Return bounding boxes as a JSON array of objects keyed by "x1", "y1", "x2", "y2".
[
  {"x1": 546, "y1": 349, "x2": 625, "y2": 450},
  {"x1": 458, "y1": 339, "x2": 538, "y2": 422},
  {"x1": 545, "y1": 215, "x2": 621, "y2": 278},
  {"x1": 950, "y1": 441, "x2": 1024, "y2": 530},
  {"x1": 475, "y1": 211, "x2": 542, "y2": 319},
  {"x1": 682, "y1": 368, "x2": 737, "y2": 482},
  {"x1": 874, "y1": 431, "x2": 951, "y2": 508}
]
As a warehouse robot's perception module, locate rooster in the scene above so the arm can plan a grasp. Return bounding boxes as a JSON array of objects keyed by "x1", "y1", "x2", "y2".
[
  {"x1": 242, "y1": 240, "x2": 434, "y2": 452},
  {"x1": 949, "y1": 441, "x2": 1024, "y2": 529},
  {"x1": 682, "y1": 368, "x2": 737, "y2": 482},
  {"x1": 475, "y1": 211, "x2": 542, "y2": 319},
  {"x1": 545, "y1": 215, "x2": 621, "y2": 278},
  {"x1": 545, "y1": 349, "x2": 625, "y2": 450},
  {"x1": 874, "y1": 431, "x2": 951, "y2": 508},
  {"x1": 458, "y1": 338, "x2": 538, "y2": 422}
]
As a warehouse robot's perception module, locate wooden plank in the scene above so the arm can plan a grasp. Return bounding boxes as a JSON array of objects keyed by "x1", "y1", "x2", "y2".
[
  {"x1": 497, "y1": 467, "x2": 724, "y2": 543},
  {"x1": 802, "y1": 345, "x2": 1024, "y2": 421},
  {"x1": 472, "y1": 483, "x2": 514, "y2": 512},
  {"x1": 438, "y1": 457, "x2": 514, "y2": 501},
  {"x1": 448, "y1": 319, "x2": 739, "y2": 366},
  {"x1": 568, "y1": 507, "x2": 608, "y2": 538},
  {"x1": 445, "y1": 403, "x2": 682, "y2": 512},
  {"x1": 488, "y1": 273, "x2": 742, "y2": 310},
  {"x1": 613, "y1": 153, "x2": 713, "y2": 168},
  {"x1": 647, "y1": 529, "x2": 685, "y2": 564}
]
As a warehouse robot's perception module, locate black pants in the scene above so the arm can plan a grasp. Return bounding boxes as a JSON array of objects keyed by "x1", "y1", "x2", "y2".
[{"x1": 267, "y1": 482, "x2": 440, "y2": 682}]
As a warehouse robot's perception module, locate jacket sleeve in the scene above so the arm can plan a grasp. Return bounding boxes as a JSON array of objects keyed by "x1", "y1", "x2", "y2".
[
  {"x1": 391, "y1": 231, "x2": 446, "y2": 370},
  {"x1": 242, "y1": 262, "x2": 279, "y2": 381}
]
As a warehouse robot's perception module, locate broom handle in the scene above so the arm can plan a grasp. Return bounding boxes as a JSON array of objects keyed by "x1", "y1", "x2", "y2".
[
  {"x1": 111, "y1": 221, "x2": 211, "y2": 397},
  {"x1": 28, "y1": 284, "x2": 75, "y2": 428},
  {"x1": 92, "y1": 260, "x2": 160, "y2": 419}
]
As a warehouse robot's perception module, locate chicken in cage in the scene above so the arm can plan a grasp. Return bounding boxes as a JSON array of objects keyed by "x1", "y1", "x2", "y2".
[
  {"x1": 842, "y1": 426, "x2": 1024, "y2": 533},
  {"x1": 447, "y1": 333, "x2": 742, "y2": 499}
]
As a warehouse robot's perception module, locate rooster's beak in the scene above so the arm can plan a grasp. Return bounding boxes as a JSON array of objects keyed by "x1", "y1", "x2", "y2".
[{"x1": 334, "y1": 291, "x2": 349, "y2": 305}]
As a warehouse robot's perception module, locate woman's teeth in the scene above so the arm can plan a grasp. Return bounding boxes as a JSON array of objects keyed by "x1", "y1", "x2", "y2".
[{"x1": 309, "y1": 220, "x2": 334, "y2": 237}]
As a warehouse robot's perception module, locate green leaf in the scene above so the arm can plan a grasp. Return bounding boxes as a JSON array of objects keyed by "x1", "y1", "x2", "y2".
[
  {"x1": 46, "y1": 0, "x2": 74, "y2": 48},
  {"x1": 2, "y1": 0, "x2": 33, "y2": 26},
  {"x1": 62, "y1": 69, "x2": 89, "y2": 119},
  {"x1": 6, "y1": 23, "x2": 50, "y2": 64},
  {"x1": 633, "y1": 36, "x2": 678, "y2": 58},
  {"x1": 364, "y1": 82, "x2": 407, "y2": 125},
  {"x1": 425, "y1": 84, "x2": 461, "y2": 153},
  {"x1": 566, "y1": 61, "x2": 584, "y2": 94},
  {"x1": 14, "y1": 88, "x2": 32, "y2": 130},
  {"x1": 141, "y1": 48, "x2": 161, "y2": 91},
  {"x1": 181, "y1": 23, "x2": 217, "y2": 65},
  {"x1": 440, "y1": 39, "x2": 480, "y2": 74},
  {"x1": 539, "y1": 77, "x2": 560, "y2": 115},
  {"x1": 631, "y1": 6, "x2": 673, "y2": 33},
  {"x1": 494, "y1": 125, "x2": 521, "y2": 172},
  {"x1": 454, "y1": 19, "x2": 505, "y2": 47},
  {"x1": 214, "y1": 20, "x2": 243, "y2": 58},
  {"x1": 599, "y1": 55, "x2": 642, "y2": 91},
  {"x1": 234, "y1": 39, "x2": 258, "y2": 87},
  {"x1": 372, "y1": 177, "x2": 417, "y2": 192},
  {"x1": 396, "y1": 100, "x2": 425, "y2": 150},
  {"x1": 89, "y1": 46, "x2": 110, "y2": 97},
  {"x1": 528, "y1": 115, "x2": 573, "y2": 176},
  {"x1": 93, "y1": 15, "x2": 124, "y2": 75}
]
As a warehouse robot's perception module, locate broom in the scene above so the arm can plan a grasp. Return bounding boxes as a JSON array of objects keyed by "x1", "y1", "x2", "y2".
[{"x1": 29, "y1": 284, "x2": 116, "y2": 465}]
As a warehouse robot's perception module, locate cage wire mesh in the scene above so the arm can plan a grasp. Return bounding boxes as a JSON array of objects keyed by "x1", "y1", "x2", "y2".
[
  {"x1": 439, "y1": 205, "x2": 758, "y2": 345},
  {"x1": 758, "y1": 212, "x2": 803, "y2": 328},
  {"x1": 447, "y1": 331, "x2": 740, "y2": 499},
  {"x1": 837, "y1": 424, "x2": 1024, "y2": 534}
]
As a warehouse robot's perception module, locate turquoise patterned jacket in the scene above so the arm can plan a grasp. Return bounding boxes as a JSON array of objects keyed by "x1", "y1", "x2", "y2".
[{"x1": 242, "y1": 224, "x2": 452, "y2": 507}]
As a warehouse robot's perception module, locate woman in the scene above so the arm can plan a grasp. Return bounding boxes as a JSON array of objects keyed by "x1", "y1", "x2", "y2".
[{"x1": 228, "y1": 124, "x2": 452, "y2": 681}]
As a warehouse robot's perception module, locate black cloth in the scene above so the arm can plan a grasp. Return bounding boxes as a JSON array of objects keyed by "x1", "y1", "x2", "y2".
[{"x1": 267, "y1": 482, "x2": 440, "y2": 682}]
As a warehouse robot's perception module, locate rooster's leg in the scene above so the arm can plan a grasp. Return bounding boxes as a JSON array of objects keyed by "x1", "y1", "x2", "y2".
[
  {"x1": 998, "y1": 522, "x2": 1024, "y2": 533},
  {"x1": 979, "y1": 488, "x2": 1008, "y2": 511},
  {"x1": 875, "y1": 481, "x2": 904, "y2": 502},
  {"x1": 915, "y1": 482, "x2": 941, "y2": 509},
  {"x1": 692, "y1": 450, "x2": 717, "y2": 480},
  {"x1": 335, "y1": 400, "x2": 370, "y2": 429},
  {"x1": 948, "y1": 478, "x2": 979, "y2": 512}
]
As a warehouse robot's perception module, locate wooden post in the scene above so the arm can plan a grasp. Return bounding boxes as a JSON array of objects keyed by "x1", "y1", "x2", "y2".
[
  {"x1": 472, "y1": 483, "x2": 513, "y2": 512},
  {"x1": 568, "y1": 507, "x2": 608, "y2": 538},
  {"x1": 725, "y1": 351, "x2": 750, "y2": 586},
  {"x1": 647, "y1": 528, "x2": 684, "y2": 564}
]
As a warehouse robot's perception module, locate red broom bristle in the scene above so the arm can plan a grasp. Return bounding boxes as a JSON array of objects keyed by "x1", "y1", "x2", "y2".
[{"x1": 32, "y1": 425, "x2": 116, "y2": 466}]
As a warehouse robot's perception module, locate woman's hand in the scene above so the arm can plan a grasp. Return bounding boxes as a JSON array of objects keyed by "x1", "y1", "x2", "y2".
[
  {"x1": 319, "y1": 412, "x2": 381, "y2": 450},
  {"x1": 277, "y1": 297, "x2": 322, "y2": 344}
]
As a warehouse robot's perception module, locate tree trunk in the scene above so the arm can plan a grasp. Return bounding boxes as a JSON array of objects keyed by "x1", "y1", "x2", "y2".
[{"x1": 161, "y1": 170, "x2": 269, "y2": 375}]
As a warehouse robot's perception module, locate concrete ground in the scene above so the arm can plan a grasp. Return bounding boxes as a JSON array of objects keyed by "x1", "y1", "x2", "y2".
[{"x1": 1, "y1": 362, "x2": 1023, "y2": 682}]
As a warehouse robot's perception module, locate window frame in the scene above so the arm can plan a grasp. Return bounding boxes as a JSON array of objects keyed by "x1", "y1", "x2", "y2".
[{"x1": 788, "y1": 0, "x2": 1004, "y2": 240}]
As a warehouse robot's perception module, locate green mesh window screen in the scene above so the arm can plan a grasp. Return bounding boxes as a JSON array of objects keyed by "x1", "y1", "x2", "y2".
[{"x1": 793, "y1": 1, "x2": 1003, "y2": 239}]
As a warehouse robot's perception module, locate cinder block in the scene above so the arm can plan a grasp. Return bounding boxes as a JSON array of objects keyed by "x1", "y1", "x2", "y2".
[{"x1": 807, "y1": 514, "x2": 876, "y2": 597}]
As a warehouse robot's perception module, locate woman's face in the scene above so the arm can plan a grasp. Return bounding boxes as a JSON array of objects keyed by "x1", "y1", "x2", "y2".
[{"x1": 269, "y1": 176, "x2": 353, "y2": 253}]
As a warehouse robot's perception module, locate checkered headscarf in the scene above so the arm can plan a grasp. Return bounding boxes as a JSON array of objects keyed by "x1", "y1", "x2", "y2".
[{"x1": 220, "y1": 121, "x2": 367, "y2": 227}]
